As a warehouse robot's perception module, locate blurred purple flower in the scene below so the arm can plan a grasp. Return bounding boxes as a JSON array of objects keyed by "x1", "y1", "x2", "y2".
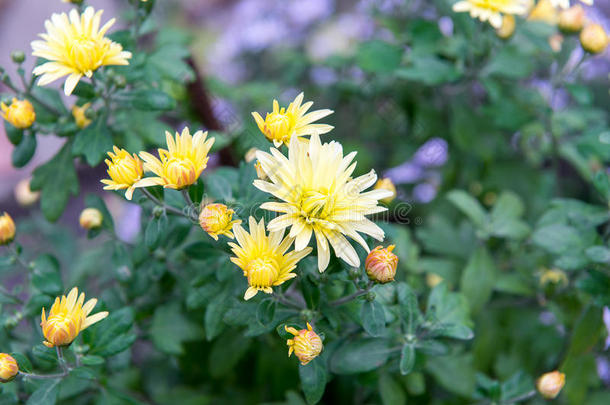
[
  {"x1": 116, "y1": 204, "x2": 142, "y2": 243},
  {"x1": 310, "y1": 66, "x2": 338, "y2": 86},
  {"x1": 438, "y1": 16, "x2": 454, "y2": 37},
  {"x1": 413, "y1": 183, "x2": 437, "y2": 203},
  {"x1": 413, "y1": 138, "x2": 448, "y2": 167},
  {"x1": 604, "y1": 306, "x2": 610, "y2": 349},
  {"x1": 597, "y1": 357, "x2": 610, "y2": 385},
  {"x1": 286, "y1": 0, "x2": 334, "y2": 26},
  {"x1": 385, "y1": 162, "x2": 423, "y2": 184}
]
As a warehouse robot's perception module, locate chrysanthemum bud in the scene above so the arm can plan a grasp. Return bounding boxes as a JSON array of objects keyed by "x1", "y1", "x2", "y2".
[
  {"x1": 62, "y1": 0, "x2": 84, "y2": 3},
  {"x1": 549, "y1": 34, "x2": 564, "y2": 52},
  {"x1": 426, "y1": 273, "x2": 444, "y2": 288},
  {"x1": 72, "y1": 103, "x2": 92, "y2": 129},
  {"x1": 254, "y1": 161, "x2": 267, "y2": 180},
  {"x1": 496, "y1": 15, "x2": 516, "y2": 39},
  {"x1": 580, "y1": 24, "x2": 609, "y2": 54},
  {"x1": 79, "y1": 208, "x2": 103, "y2": 230},
  {"x1": 540, "y1": 268, "x2": 568, "y2": 287},
  {"x1": 528, "y1": 0, "x2": 558, "y2": 25},
  {"x1": 245, "y1": 147, "x2": 259, "y2": 163},
  {"x1": 14, "y1": 178, "x2": 40, "y2": 206},
  {"x1": 559, "y1": 5, "x2": 585, "y2": 33},
  {"x1": 0, "y1": 353, "x2": 19, "y2": 383},
  {"x1": 1, "y1": 98, "x2": 35, "y2": 129},
  {"x1": 0, "y1": 213, "x2": 16, "y2": 246},
  {"x1": 285, "y1": 323, "x2": 323, "y2": 365},
  {"x1": 365, "y1": 245, "x2": 398, "y2": 284},
  {"x1": 537, "y1": 371, "x2": 565, "y2": 399},
  {"x1": 10, "y1": 51, "x2": 25, "y2": 64},
  {"x1": 199, "y1": 203, "x2": 241, "y2": 240},
  {"x1": 374, "y1": 178, "x2": 396, "y2": 204}
]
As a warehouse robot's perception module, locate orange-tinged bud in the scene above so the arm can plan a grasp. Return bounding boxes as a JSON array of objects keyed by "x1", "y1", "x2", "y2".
[
  {"x1": 72, "y1": 103, "x2": 92, "y2": 129},
  {"x1": 558, "y1": 5, "x2": 585, "y2": 33},
  {"x1": 79, "y1": 208, "x2": 103, "y2": 230},
  {"x1": 0, "y1": 212, "x2": 16, "y2": 246},
  {"x1": 497, "y1": 15, "x2": 516, "y2": 39},
  {"x1": 0, "y1": 353, "x2": 19, "y2": 383},
  {"x1": 365, "y1": 245, "x2": 398, "y2": 284},
  {"x1": 14, "y1": 178, "x2": 40, "y2": 206},
  {"x1": 199, "y1": 203, "x2": 241, "y2": 240},
  {"x1": 580, "y1": 24, "x2": 609, "y2": 54},
  {"x1": 286, "y1": 323, "x2": 323, "y2": 365},
  {"x1": 1, "y1": 98, "x2": 35, "y2": 129},
  {"x1": 374, "y1": 178, "x2": 396, "y2": 204},
  {"x1": 41, "y1": 287, "x2": 108, "y2": 348},
  {"x1": 254, "y1": 160, "x2": 267, "y2": 180},
  {"x1": 537, "y1": 371, "x2": 565, "y2": 399}
]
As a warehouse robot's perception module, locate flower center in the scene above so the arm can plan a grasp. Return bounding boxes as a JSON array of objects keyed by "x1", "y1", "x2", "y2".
[
  {"x1": 298, "y1": 189, "x2": 334, "y2": 223},
  {"x1": 110, "y1": 156, "x2": 141, "y2": 185},
  {"x1": 69, "y1": 36, "x2": 105, "y2": 73},
  {"x1": 246, "y1": 257, "x2": 280, "y2": 288},
  {"x1": 44, "y1": 313, "x2": 80, "y2": 345},
  {"x1": 164, "y1": 158, "x2": 197, "y2": 187},
  {"x1": 264, "y1": 110, "x2": 294, "y2": 142}
]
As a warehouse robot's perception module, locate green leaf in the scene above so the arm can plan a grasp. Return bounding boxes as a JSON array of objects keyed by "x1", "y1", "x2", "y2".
[
  {"x1": 151, "y1": 303, "x2": 204, "y2": 355},
  {"x1": 205, "y1": 172, "x2": 233, "y2": 201},
  {"x1": 80, "y1": 355, "x2": 105, "y2": 366},
  {"x1": 396, "y1": 56, "x2": 461, "y2": 85},
  {"x1": 460, "y1": 246, "x2": 496, "y2": 314},
  {"x1": 532, "y1": 224, "x2": 584, "y2": 255},
  {"x1": 87, "y1": 307, "x2": 134, "y2": 355},
  {"x1": 30, "y1": 142, "x2": 79, "y2": 222},
  {"x1": 144, "y1": 214, "x2": 168, "y2": 250},
  {"x1": 426, "y1": 353, "x2": 476, "y2": 398},
  {"x1": 26, "y1": 380, "x2": 59, "y2": 405},
  {"x1": 31, "y1": 255, "x2": 62, "y2": 296},
  {"x1": 576, "y1": 270, "x2": 610, "y2": 306},
  {"x1": 11, "y1": 133, "x2": 36, "y2": 168},
  {"x1": 379, "y1": 374, "x2": 406, "y2": 405},
  {"x1": 361, "y1": 300, "x2": 386, "y2": 337},
  {"x1": 356, "y1": 40, "x2": 403, "y2": 73},
  {"x1": 593, "y1": 170, "x2": 610, "y2": 201},
  {"x1": 183, "y1": 241, "x2": 225, "y2": 260},
  {"x1": 447, "y1": 190, "x2": 488, "y2": 229},
  {"x1": 209, "y1": 332, "x2": 251, "y2": 378},
  {"x1": 72, "y1": 118, "x2": 113, "y2": 166},
  {"x1": 9, "y1": 353, "x2": 32, "y2": 373},
  {"x1": 330, "y1": 338, "x2": 391, "y2": 374},
  {"x1": 585, "y1": 246, "x2": 610, "y2": 264},
  {"x1": 256, "y1": 298, "x2": 277, "y2": 326},
  {"x1": 483, "y1": 45, "x2": 534, "y2": 79},
  {"x1": 396, "y1": 282, "x2": 422, "y2": 335},
  {"x1": 399, "y1": 344, "x2": 415, "y2": 375},
  {"x1": 119, "y1": 89, "x2": 176, "y2": 111},
  {"x1": 205, "y1": 291, "x2": 230, "y2": 341},
  {"x1": 299, "y1": 358, "x2": 327, "y2": 405},
  {"x1": 489, "y1": 191, "x2": 530, "y2": 239},
  {"x1": 427, "y1": 283, "x2": 474, "y2": 340},
  {"x1": 4, "y1": 122, "x2": 23, "y2": 145}
]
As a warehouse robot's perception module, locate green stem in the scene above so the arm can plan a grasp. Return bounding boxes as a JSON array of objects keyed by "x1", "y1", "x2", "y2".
[{"x1": 330, "y1": 281, "x2": 374, "y2": 307}]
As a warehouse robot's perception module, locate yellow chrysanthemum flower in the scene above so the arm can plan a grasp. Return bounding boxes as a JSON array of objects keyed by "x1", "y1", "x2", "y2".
[
  {"x1": 199, "y1": 203, "x2": 241, "y2": 240},
  {"x1": 72, "y1": 103, "x2": 91, "y2": 129},
  {"x1": 101, "y1": 146, "x2": 151, "y2": 200},
  {"x1": 285, "y1": 323, "x2": 323, "y2": 365},
  {"x1": 452, "y1": 0, "x2": 529, "y2": 28},
  {"x1": 0, "y1": 353, "x2": 19, "y2": 383},
  {"x1": 1, "y1": 98, "x2": 36, "y2": 129},
  {"x1": 139, "y1": 128, "x2": 215, "y2": 190},
  {"x1": 40, "y1": 287, "x2": 108, "y2": 348},
  {"x1": 550, "y1": 0, "x2": 592, "y2": 9},
  {"x1": 0, "y1": 213, "x2": 16, "y2": 246},
  {"x1": 251, "y1": 92, "x2": 333, "y2": 147},
  {"x1": 254, "y1": 134, "x2": 392, "y2": 272},
  {"x1": 31, "y1": 7, "x2": 132, "y2": 96},
  {"x1": 229, "y1": 217, "x2": 312, "y2": 300}
]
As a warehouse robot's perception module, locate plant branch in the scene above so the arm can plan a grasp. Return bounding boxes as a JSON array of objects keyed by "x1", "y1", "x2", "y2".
[{"x1": 330, "y1": 281, "x2": 374, "y2": 307}]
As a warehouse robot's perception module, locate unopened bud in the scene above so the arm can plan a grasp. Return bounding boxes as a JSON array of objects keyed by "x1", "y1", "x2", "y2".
[
  {"x1": 1, "y1": 98, "x2": 35, "y2": 129},
  {"x1": 0, "y1": 212, "x2": 16, "y2": 246},
  {"x1": 348, "y1": 267, "x2": 361, "y2": 280},
  {"x1": 14, "y1": 178, "x2": 40, "y2": 206},
  {"x1": 374, "y1": 178, "x2": 396, "y2": 204},
  {"x1": 0, "y1": 354, "x2": 19, "y2": 383},
  {"x1": 79, "y1": 208, "x2": 103, "y2": 230},
  {"x1": 496, "y1": 15, "x2": 516, "y2": 39},
  {"x1": 199, "y1": 203, "x2": 241, "y2": 240},
  {"x1": 10, "y1": 51, "x2": 25, "y2": 64},
  {"x1": 580, "y1": 24, "x2": 609, "y2": 54},
  {"x1": 537, "y1": 371, "x2": 565, "y2": 399},
  {"x1": 559, "y1": 5, "x2": 585, "y2": 33},
  {"x1": 365, "y1": 292, "x2": 376, "y2": 302},
  {"x1": 365, "y1": 245, "x2": 398, "y2": 284},
  {"x1": 285, "y1": 323, "x2": 323, "y2": 365}
]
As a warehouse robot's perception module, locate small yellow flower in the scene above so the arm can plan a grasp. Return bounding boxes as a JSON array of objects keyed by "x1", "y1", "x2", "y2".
[
  {"x1": 374, "y1": 178, "x2": 396, "y2": 204},
  {"x1": 365, "y1": 245, "x2": 399, "y2": 284},
  {"x1": 31, "y1": 7, "x2": 132, "y2": 96},
  {"x1": 528, "y1": 0, "x2": 559, "y2": 24},
  {"x1": 285, "y1": 323, "x2": 323, "y2": 365},
  {"x1": 41, "y1": 287, "x2": 108, "y2": 348},
  {"x1": 254, "y1": 160, "x2": 267, "y2": 180},
  {"x1": 1, "y1": 98, "x2": 35, "y2": 129},
  {"x1": 496, "y1": 14, "x2": 516, "y2": 38},
  {"x1": 251, "y1": 92, "x2": 333, "y2": 147},
  {"x1": 0, "y1": 213, "x2": 16, "y2": 246},
  {"x1": 139, "y1": 128, "x2": 215, "y2": 190},
  {"x1": 72, "y1": 103, "x2": 92, "y2": 129},
  {"x1": 558, "y1": 5, "x2": 585, "y2": 33},
  {"x1": 537, "y1": 371, "x2": 565, "y2": 399},
  {"x1": 229, "y1": 217, "x2": 312, "y2": 300},
  {"x1": 540, "y1": 268, "x2": 568, "y2": 287},
  {"x1": 452, "y1": 0, "x2": 529, "y2": 29},
  {"x1": 79, "y1": 208, "x2": 103, "y2": 230},
  {"x1": 580, "y1": 24, "x2": 609, "y2": 54},
  {"x1": 14, "y1": 178, "x2": 40, "y2": 206},
  {"x1": 426, "y1": 273, "x2": 444, "y2": 288},
  {"x1": 199, "y1": 203, "x2": 241, "y2": 240},
  {"x1": 0, "y1": 354, "x2": 19, "y2": 383},
  {"x1": 101, "y1": 146, "x2": 150, "y2": 200}
]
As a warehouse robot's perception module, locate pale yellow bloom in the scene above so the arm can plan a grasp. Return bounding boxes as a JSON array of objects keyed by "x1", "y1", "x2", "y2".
[
  {"x1": 0, "y1": 354, "x2": 19, "y2": 383},
  {"x1": 374, "y1": 178, "x2": 396, "y2": 204},
  {"x1": 286, "y1": 323, "x2": 323, "y2": 365},
  {"x1": 31, "y1": 7, "x2": 132, "y2": 96},
  {"x1": 14, "y1": 178, "x2": 40, "y2": 206},
  {"x1": 537, "y1": 371, "x2": 565, "y2": 399},
  {"x1": 540, "y1": 268, "x2": 568, "y2": 287},
  {"x1": 549, "y1": 0, "x2": 593, "y2": 9},
  {"x1": 72, "y1": 103, "x2": 92, "y2": 129},
  {"x1": 101, "y1": 146, "x2": 149, "y2": 200},
  {"x1": 139, "y1": 128, "x2": 215, "y2": 190},
  {"x1": 41, "y1": 287, "x2": 108, "y2": 348},
  {"x1": 0, "y1": 213, "x2": 16, "y2": 246},
  {"x1": 199, "y1": 203, "x2": 241, "y2": 240},
  {"x1": 252, "y1": 92, "x2": 333, "y2": 147},
  {"x1": 79, "y1": 208, "x2": 103, "y2": 230},
  {"x1": 426, "y1": 273, "x2": 444, "y2": 288},
  {"x1": 254, "y1": 134, "x2": 392, "y2": 272},
  {"x1": 528, "y1": 0, "x2": 559, "y2": 24},
  {"x1": 558, "y1": 5, "x2": 585, "y2": 33},
  {"x1": 365, "y1": 245, "x2": 398, "y2": 284},
  {"x1": 453, "y1": 0, "x2": 529, "y2": 28},
  {"x1": 580, "y1": 24, "x2": 609, "y2": 54},
  {"x1": 497, "y1": 14, "x2": 516, "y2": 38},
  {"x1": 229, "y1": 217, "x2": 312, "y2": 300},
  {"x1": 1, "y1": 98, "x2": 35, "y2": 129}
]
